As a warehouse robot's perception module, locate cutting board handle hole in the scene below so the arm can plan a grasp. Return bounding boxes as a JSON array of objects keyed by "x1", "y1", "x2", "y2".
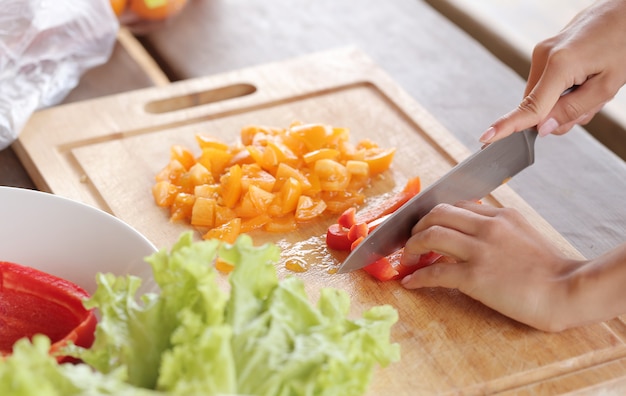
[{"x1": 144, "y1": 83, "x2": 257, "y2": 114}]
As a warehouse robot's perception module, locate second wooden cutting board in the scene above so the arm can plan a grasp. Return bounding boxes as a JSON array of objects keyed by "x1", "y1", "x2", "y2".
[{"x1": 15, "y1": 47, "x2": 626, "y2": 394}]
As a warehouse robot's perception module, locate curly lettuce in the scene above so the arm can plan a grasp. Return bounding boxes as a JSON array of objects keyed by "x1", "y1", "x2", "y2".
[{"x1": 0, "y1": 232, "x2": 399, "y2": 395}]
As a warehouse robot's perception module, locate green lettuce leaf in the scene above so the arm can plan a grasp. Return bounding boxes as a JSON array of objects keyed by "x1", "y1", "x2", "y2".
[
  {"x1": 0, "y1": 335, "x2": 157, "y2": 396},
  {"x1": 3, "y1": 231, "x2": 399, "y2": 395}
]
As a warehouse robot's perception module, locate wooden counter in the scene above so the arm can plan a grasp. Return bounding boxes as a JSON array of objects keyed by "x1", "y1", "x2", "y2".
[
  {"x1": 4, "y1": 0, "x2": 626, "y2": 393},
  {"x1": 14, "y1": 46, "x2": 626, "y2": 396}
]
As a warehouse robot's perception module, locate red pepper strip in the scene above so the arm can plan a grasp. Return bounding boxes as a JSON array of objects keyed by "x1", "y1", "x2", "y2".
[
  {"x1": 350, "y1": 236, "x2": 365, "y2": 251},
  {"x1": 0, "y1": 261, "x2": 97, "y2": 362},
  {"x1": 362, "y1": 256, "x2": 399, "y2": 282},
  {"x1": 337, "y1": 206, "x2": 357, "y2": 229},
  {"x1": 325, "y1": 218, "x2": 378, "y2": 252},
  {"x1": 393, "y1": 251, "x2": 443, "y2": 280},
  {"x1": 326, "y1": 223, "x2": 353, "y2": 251},
  {"x1": 354, "y1": 176, "x2": 421, "y2": 224},
  {"x1": 326, "y1": 177, "x2": 421, "y2": 253},
  {"x1": 363, "y1": 250, "x2": 445, "y2": 282},
  {"x1": 347, "y1": 222, "x2": 369, "y2": 242}
]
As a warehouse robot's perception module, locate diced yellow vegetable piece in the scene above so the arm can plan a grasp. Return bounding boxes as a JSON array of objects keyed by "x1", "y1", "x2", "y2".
[
  {"x1": 346, "y1": 160, "x2": 369, "y2": 177},
  {"x1": 220, "y1": 164, "x2": 243, "y2": 209},
  {"x1": 214, "y1": 257, "x2": 235, "y2": 274},
  {"x1": 302, "y1": 148, "x2": 340, "y2": 164},
  {"x1": 199, "y1": 147, "x2": 233, "y2": 180},
  {"x1": 152, "y1": 180, "x2": 179, "y2": 207},
  {"x1": 314, "y1": 159, "x2": 350, "y2": 192},
  {"x1": 191, "y1": 197, "x2": 216, "y2": 227},
  {"x1": 278, "y1": 177, "x2": 302, "y2": 215},
  {"x1": 195, "y1": 134, "x2": 230, "y2": 151},
  {"x1": 295, "y1": 196, "x2": 327, "y2": 222},
  {"x1": 188, "y1": 162, "x2": 214, "y2": 186},
  {"x1": 274, "y1": 163, "x2": 312, "y2": 192},
  {"x1": 170, "y1": 145, "x2": 196, "y2": 170},
  {"x1": 202, "y1": 218, "x2": 241, "y2": 244}
]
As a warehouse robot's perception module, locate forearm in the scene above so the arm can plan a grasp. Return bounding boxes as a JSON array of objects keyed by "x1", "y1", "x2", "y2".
[{"x1": 555, "y1": 242, "x2": 626, "y2": 331}]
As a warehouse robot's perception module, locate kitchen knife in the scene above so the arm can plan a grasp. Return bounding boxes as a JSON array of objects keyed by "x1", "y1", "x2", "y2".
[{"x1": 336, "y1": 128, "x2": 538, "y2": 274}]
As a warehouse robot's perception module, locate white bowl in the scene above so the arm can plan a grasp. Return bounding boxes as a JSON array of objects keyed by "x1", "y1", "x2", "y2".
[{"x1": 0, "y1": 187, "x2": 157, "y2": 295}]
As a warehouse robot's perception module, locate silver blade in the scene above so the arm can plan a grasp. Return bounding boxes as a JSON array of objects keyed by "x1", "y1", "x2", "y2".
[{"x1": 337, "y1": 128, "x2": 538, "y2": 274}]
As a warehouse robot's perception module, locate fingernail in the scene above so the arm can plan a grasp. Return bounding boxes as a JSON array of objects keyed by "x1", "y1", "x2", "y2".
[
  {"x1": 479, "y1": 127, "x2": 496, "y2": 143},
  {"x1": 538, "y1": 118, "x2": 559, "y2": 137},
  {"x1": 400, "y1": 274, "x2": 412, "y2": 285}
]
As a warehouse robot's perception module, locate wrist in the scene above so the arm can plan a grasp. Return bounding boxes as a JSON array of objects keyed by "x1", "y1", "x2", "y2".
[
  {"x1": 553, "y1": 246, "x2": 626, "y2": 331},
  {"x1": 527, "y1": 258, "x2": 591, "y2": 332},
  {"x1": 550, "y1": 259, "x2": 594, "y2": 331}
]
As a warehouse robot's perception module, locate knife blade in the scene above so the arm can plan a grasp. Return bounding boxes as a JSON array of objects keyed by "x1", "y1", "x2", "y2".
[{"x1": 336, "y1": 128, "x2": 538, "y2": 274}]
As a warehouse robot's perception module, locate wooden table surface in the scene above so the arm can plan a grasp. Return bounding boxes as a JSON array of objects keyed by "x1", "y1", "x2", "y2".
[{"x1": 2, "y1": 0, "x2": 626, "y2": 392}]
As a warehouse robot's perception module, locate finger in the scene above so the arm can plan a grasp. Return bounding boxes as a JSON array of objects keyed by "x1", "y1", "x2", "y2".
[
  {"x1": 525, "y1": 38, "x2": 554, "y2": 97},
  {"x1": 538, "y1": 84, "x2": 610, "y2": 136},
  {"x1": 480, "y1": 57, "x2": 577, "y2": 144},
  {"x1": 454, "y1": 200, "x2": 500, "y2": 217},
  {"x1": 402, "y1": 226, "x2": 474, "y2": 266},
  {"x1": 410, "y1": 203, "x2": 486, "y2": 237},
  {"x1": 401, "y1": 261, "x2": 467, "y2": 290},
  {"x1": 547, "y1": 109, "x2": 596, "y2": 136}
]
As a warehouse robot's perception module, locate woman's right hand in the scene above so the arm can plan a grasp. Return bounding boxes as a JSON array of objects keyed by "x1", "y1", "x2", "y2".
[{"x1": 479, "y1": 0, "x2": 626, "y2": 144}]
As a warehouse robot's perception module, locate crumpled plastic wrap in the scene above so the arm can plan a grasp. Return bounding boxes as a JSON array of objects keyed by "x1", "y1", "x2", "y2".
[{"x1": 0, "y1": 0, "x2": 119, "y2": 150}]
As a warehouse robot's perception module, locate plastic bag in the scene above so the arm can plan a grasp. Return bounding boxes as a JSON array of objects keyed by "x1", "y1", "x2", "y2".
[{"x1": 0, "y1": 0, "x2": 119, "y2": 150}]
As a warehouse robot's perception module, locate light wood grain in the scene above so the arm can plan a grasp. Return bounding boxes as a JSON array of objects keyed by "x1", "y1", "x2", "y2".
[{"x1": 14, "y1": 48, "x2": 626, "y2": 394}]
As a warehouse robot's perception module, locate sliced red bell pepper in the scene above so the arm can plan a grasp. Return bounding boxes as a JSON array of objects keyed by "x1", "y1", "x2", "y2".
[
  {"x1": 0, "y1": 261, "x2": 97, "y2": 362},
  {"x1": 350, "y1": 236, "x2": 365, "y2": 251},
  {"x1": 393, "y1": 251, "x2": 443, "y2": 280},
  {"x1": 362, "y1": 256, "x2": 399, "y2": 282},
  {"x1": 326, "y1": 176, "x2": 452, "y2": 281},
  {"x1": 326, "y1": 223, "x2": 353, "y2": 251},
  {"x1": 337, "y1": 206, "x2": 357, "y2": 229},
  {"x1": 363, "y1": 250, "x2": 445, "y2": 282},
  {"x1": 354, "y1": 176, "x2": 421, "y2": 224},
  {"x1": 347, "y1": 222, "x2": 369, "y2": 242},
  {"x1": 325, "y1": 177, "x2": 422, "y2": 253}
]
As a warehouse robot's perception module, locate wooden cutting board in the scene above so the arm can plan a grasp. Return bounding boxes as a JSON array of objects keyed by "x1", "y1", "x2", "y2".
[{"x1": 15, "y1": 47, "x2": 626, "y2": 394}]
